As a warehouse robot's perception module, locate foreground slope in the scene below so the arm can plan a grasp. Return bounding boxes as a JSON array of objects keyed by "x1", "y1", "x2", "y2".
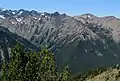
[{"x1": 86, "y1": 68, "x2": 120, "y2": 81}]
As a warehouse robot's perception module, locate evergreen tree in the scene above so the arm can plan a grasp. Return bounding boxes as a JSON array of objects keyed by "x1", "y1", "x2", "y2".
[
  {"x1": 1, "y1": 43, "x2": 70, "y2": 81},
  {"x1": 58, "y1": 65, "x2": 70, "y2": 81}
]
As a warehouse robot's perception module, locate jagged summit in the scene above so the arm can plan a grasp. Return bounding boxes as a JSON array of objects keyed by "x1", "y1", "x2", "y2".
[
  {"x1": 0, "y1": 8, "x2": 63, "y2": 18},
  {"x1": 79, "y1": 13, "x2": 97, "y2": 19},
  {"x1": 0, "y1": 8, "x2": 119, "y2": 19},
  {"x1": 101, "y1": 16, "x2": 119, "y2": 20}
]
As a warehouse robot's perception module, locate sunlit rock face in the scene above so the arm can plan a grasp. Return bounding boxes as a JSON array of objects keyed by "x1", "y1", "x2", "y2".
[{"x1": 1, "y1": 9, "x2": 120, "y2": 73}]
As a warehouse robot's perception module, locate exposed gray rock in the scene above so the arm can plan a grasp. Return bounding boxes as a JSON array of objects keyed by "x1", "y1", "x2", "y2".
[
  {"x1": 0, "y1": 26, "x2": 40, "y2": 72},
  {"x1": 0, "y1": 9, "x2": 120, "y2": 73}
]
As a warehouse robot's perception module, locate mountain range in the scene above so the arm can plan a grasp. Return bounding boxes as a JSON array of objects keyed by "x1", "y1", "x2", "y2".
[{"x1": 0, "y1": 8, "x2": 120, "y2": 73}]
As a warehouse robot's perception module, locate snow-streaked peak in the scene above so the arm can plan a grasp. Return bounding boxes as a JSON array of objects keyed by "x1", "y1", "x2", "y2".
[
  {"x1": 16, "y1": 17, "x2": 23, "y2": 22},
  {"x1": 33, "y1": 17, "x2": 38, "y2": 20},
  {"x1": 0, "y1": 15, "x2": 5, "y2": 19},
  {"x1": 79, "y1": 13, "x2": 97, "y2": 19},
  {"x1": 17, "y1": 11, "x2": 23, "y2": 15},
  {"x1": 11, "y1": 21, "x2": 17, "y2": 24},
  {"x1": 41, "y1": 13, "x2": 44, "y2": 16},
  {"x1": 12, "y1": 11, "x2": 16, "y2": 14},
  {"x1": 19, "y1": 11, "x2": 23, "y2": 14},
  {"x1": 45, "y1": 15, "x2": 48, "y2": 18},
  {"x1": 0, "y1": 8, "x2": 6, "y2": 11},
  {"x1": 38, "y1": 17, "x2": 41, "y2": 20}
]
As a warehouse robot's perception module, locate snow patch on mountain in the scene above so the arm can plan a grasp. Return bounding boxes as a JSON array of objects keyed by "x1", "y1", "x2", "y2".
[
  {"x1": 0, "y1": 15, "x2": 5, "y2": 19},
  {"x1": 17, "y1": 11, "x2": 23, "y2": 15},
  {"x1": 16, "y1": 18, "x2": 23, "y2": 22}
]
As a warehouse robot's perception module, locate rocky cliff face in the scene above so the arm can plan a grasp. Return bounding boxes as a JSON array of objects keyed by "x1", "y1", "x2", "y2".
[
  {"x1": 0, "y1": 26, "x2": 40, "y2": 73},
  {"x1": 0, "y1": 9, "x2": 120, "y2": 73}
]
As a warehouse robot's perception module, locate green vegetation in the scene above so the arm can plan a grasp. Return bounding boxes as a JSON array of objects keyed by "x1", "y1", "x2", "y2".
[
  {"x1": 1, "y1": 43, "x2": 120, "y2": 81},
  {"x1": 70, "y1": 67, "x2": 107, "y2": 81},
  {"x1": 1, "y1": 43, "x2": 70, "y2": 81}
]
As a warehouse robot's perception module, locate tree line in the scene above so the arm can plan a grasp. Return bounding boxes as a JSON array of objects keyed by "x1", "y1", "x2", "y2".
[{"x1": 0, "y1": 43, "x2": 112, "y2": 81}]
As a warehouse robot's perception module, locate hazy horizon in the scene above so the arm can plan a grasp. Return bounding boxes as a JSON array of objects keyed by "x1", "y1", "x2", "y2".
[{"x1": 0, "y1": 0, "x2": 120, "y2": 18}]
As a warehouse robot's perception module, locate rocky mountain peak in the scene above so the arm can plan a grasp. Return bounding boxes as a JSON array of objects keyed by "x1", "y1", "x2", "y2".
[
  {"x1": 101, "y1": 16, "x2": 119, "y2": 21},
  {"x1": 80, "y1": 13, "x2": 97, "y2": 19}
]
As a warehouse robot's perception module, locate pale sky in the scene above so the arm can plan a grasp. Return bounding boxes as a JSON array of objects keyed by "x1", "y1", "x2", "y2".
[{"x1": 0, "y1": 0, "x2": 120, "y2": 17}]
